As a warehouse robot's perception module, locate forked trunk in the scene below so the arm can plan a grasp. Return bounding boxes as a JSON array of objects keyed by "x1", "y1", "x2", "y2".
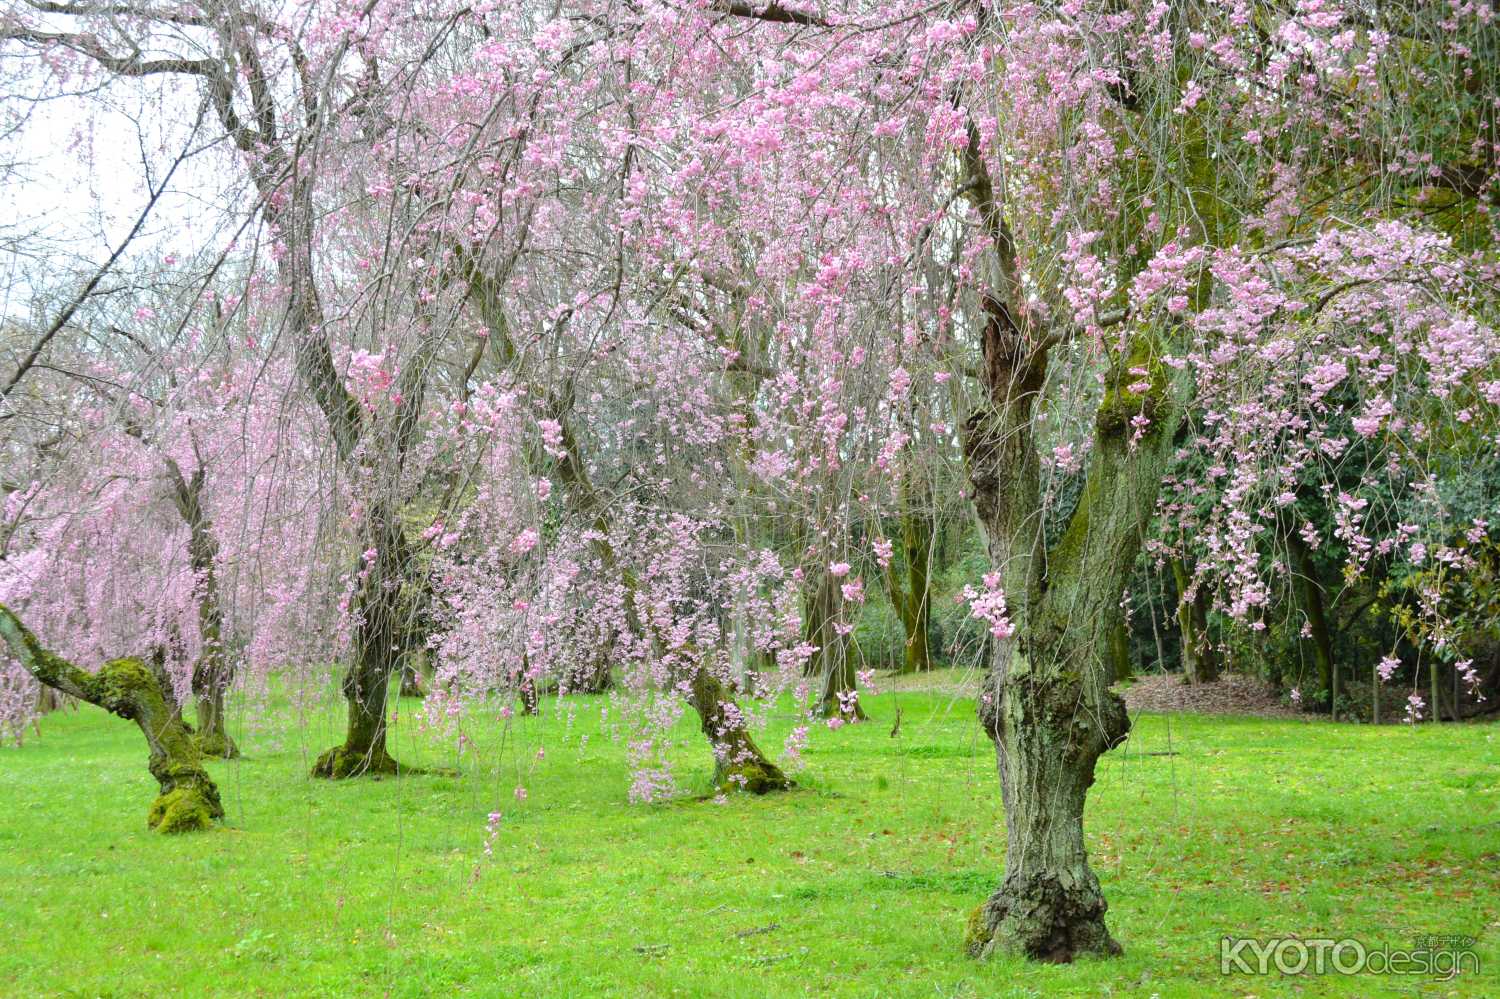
[
  {"x1": 960, "y1": 289, "x2": 1180, "y2": 959},
  {"x1": 28, "y1": 683, "x2": 72, "y2": 742},
  {"x1": 689, "y1": 670, "x2": 793, "y2": 794},
  {"x1": 0, "y1": 604, "x2": 224, "y2": 832},
  {"x1": 563, "y1": 656, "x2": 613, "y2": 694}
]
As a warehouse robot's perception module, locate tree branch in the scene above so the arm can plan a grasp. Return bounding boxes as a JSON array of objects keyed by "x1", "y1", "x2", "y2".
[
  {"x1": 1, "y1": 120, "x2": 196, "y2": 405},
  {"x1": 0, "y1": 26, "x2": 217, "y2": 77},
  {"x1": 713, "y1": 2, "x2": 829, "y2": 27}
]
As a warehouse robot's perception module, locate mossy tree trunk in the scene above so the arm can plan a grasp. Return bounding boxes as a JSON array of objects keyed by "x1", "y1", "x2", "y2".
[
  {"x1": 883, "y1": 469, "x2": 935, "y2": 674},
  {"x1": 689, "y1": 669, "x2": 793, "y2": 794},
  {"x1": 1288, "y1": 531, "x2": 1335, "y2": 713},
  {"x1": 165, "y1": 459, "x2": 239, "y2": 758},
  {"x1": 0, "y1": 603, "x2": 224, "y2": 832},
  {"x1": 313, "y1": 653, "x2": 399, "y2": 778},
  {"x1": 802, "y1": 568, "x2": 866, "y2": 720},
  {"x1": 958, "y1": 265, "x2": 1182, "y2": 958},
  {"x1": 1171, "y1": 558, "x2": 1218, "y2": 684}
]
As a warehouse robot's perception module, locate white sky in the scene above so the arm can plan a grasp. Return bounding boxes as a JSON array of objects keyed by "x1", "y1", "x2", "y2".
[{"x1": 1, "y1": 66, "x2": 245, "y2": 322}]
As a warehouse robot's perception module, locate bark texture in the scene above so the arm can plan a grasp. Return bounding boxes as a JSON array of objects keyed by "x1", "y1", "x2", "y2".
[
  {"x1": 966, "y1": 664, "x2": 1126, "y2": 962},
  {"x1": 0, "y1": 604, "x2": 223, "y2": 832}
]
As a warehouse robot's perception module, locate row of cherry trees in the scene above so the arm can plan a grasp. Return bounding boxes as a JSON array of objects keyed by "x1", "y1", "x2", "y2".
[{"x1": 2, "y1": 0, "x2": 1497, "y2": 961}]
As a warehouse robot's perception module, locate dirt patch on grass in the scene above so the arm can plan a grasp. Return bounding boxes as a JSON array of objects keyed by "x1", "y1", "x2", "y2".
[
  {"x1": 1120, "y1": 672, "x2": 1304, "y2": 719},
  {"x1": 876, "y1": 667, "x2": 1308, "y2": 720},
  {"x1": 875, "y1": 667, "x2": 980, "y2": 697}
]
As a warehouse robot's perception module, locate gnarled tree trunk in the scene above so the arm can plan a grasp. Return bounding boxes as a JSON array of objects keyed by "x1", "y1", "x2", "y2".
[
  {"x1": 969, "y1": 649, "x2": 1128, "y2": 962},
  {"x1": 0, "y1": 604, "x2": 223, "y2": 832}
]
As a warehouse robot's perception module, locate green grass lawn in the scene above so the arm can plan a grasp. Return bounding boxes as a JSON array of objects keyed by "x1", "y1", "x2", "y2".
[{"x1": 0, "y1": 679, "x2": 1495, "y2": 998}]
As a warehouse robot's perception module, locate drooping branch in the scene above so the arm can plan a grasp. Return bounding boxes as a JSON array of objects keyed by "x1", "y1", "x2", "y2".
[{"x1": 0, "y1": 25, "x2": 218, "y2": 77}]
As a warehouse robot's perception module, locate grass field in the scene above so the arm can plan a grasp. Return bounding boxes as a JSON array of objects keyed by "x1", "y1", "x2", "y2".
[{"x1": 0, "y1": 678, "x2": 1495, "y2": 998}]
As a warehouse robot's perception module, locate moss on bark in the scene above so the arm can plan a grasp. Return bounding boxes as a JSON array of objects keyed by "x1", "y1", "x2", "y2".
[
  {"x1": 0, "y1": 604, "x2": 224, "y2": 833},
  {"x1": 193, "y1": 727, "x2": 239, "y2": 760},
  {"x1": 148, "y1": 783, "x2": 222, "y2": 833},
  {"x1": 311, "y1": 743, "x2": 402, "y2": 778},
  {"x1": 714, "y1": 753, "x2": 792, "y2": 796},
  {"x1": 690, "y1": 671, "x2": 794, "y2": 795},
  {"x1": 193, "y1": 695, "x2": 239, "y2": 759}
]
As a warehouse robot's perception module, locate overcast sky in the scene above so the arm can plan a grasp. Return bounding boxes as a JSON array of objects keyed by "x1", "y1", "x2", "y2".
[{"x1": 1, "y1": 67, "x2": 244, "y2": 322}]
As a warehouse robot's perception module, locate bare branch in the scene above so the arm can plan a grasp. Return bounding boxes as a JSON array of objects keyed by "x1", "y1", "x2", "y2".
[{"x1": 1, "y1": 118, "x2": 198, "y2": 405}]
